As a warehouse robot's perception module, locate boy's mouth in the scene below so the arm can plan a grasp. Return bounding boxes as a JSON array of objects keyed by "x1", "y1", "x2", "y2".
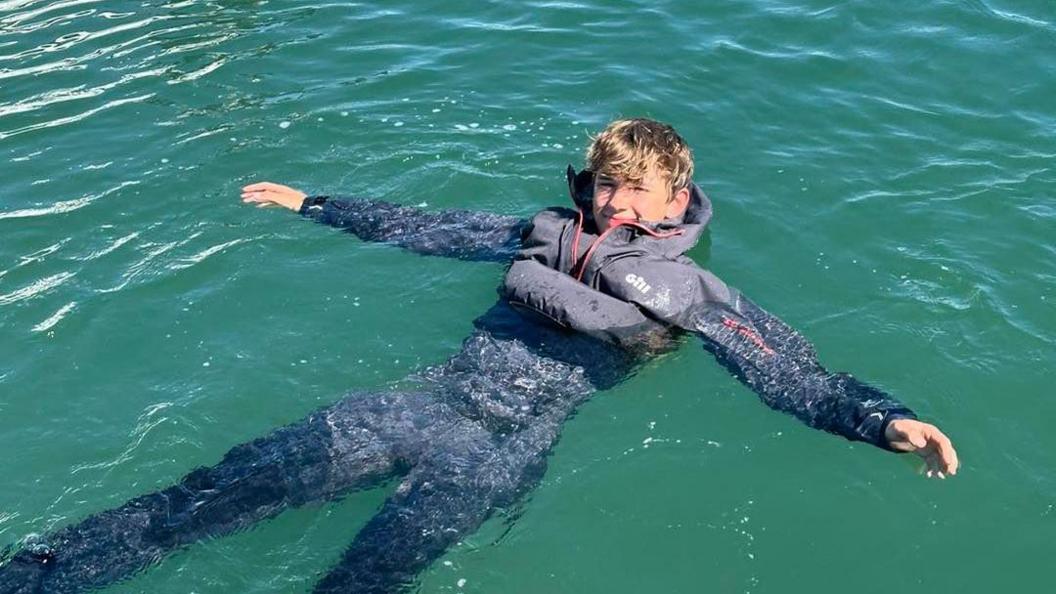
[
  {"x1": 596, "y1": 213, "x2": 638, "y2": 232},
  {"x1": 603, "y1": 213, "x2": 638, "y2": 224}
]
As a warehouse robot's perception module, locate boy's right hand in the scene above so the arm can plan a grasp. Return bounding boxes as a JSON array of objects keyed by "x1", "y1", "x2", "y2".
[
  {"x1": 241, "y1": 182, "x2": 307, "y2": 211},
  {"x1": 884, "y1": 418, "x2": 959, "y2": 478}
]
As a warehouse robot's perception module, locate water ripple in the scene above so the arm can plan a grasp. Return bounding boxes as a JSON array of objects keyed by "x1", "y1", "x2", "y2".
[
  {"x1": 0, "y1": 0, "x2": 102, "y2": 30},
  {"x1": 30, "y1": 300, "x2": 76, "y2": 332},
  {"x1": 0, "y1": 180, "x2": 139, "y2": 219},
  {"x1": 0, "y1": 92, "x2": 154, "y2": 140},
  {"x1": 0, "y1": 271, "x2": 76, "y2": 306},
  {"x1": 0, "y1": 55, "x2": 80, "y2": 79},
  {"x1": 0, "y1": 65, "x2": 169, "y2": 118},
  {"x1": 82, "y1": 231, "x2": 139, "y2": 260},
  {"x1": 97, "y1": 235, "x2": 184, "y2": 294},
  {"x1": 70, "y1": 400, "x2": 176, "y2": 474},
  {"x1": 0, "y1": 195, "x2": 93, "y2": 219},
  {"x1": 979, "y1": 1, "x2": 1052, "y2": 30},
  {"x1": 0, "y1": 1, "x2": 253, "y2": 150},
  {"x1": 17, "y1": 238, "x2": 68, "y2": 264},
  {"x1": 168, "y1": 237, "x2": 250, "y2": 270},
  {"x1": 168, "y1": 54, "x2": 224, "y2": 84}
]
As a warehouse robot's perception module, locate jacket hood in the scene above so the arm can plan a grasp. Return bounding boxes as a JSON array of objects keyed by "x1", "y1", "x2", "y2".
[{"x1": 566, "y1": 165, "x2": 713, "y2": 258}]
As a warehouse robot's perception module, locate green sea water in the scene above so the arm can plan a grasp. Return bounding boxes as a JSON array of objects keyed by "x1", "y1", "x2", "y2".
[{"x1": 1, "y1": 0, "x2": 1054, "y2": 592}]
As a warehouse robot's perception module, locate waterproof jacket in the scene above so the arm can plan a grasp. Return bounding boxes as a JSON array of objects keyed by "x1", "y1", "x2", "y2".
[
  {"x1": 298, "y1": 175, "x2": 916, "y2": 450},
  {"x1": 503, "y1": 168, "x2": 731, "y2": 345}
]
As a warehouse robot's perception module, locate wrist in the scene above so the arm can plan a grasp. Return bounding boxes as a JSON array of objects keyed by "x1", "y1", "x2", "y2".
[
  {"x1": 881, "y1": 413, "x2": 917, "y2": 451},
  {"x1": 285, "y1": 193, "x2": 307, "y2": 211}
]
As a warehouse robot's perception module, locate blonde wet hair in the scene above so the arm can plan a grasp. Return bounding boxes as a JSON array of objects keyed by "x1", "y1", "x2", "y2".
[{"x1": 586, "y1": 118, "x2": 694, "y2": 200}]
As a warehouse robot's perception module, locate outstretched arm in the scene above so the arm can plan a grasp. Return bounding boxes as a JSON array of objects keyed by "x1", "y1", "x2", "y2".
[
  {"x1": 241, "y1": 181, "x2": 526, "y2": 262},
  {"x1": 598, "y1": 258, "x2": 959, "y2": 476},
  {"x1": 692, "y1": 289, "x2": 958, "y2": 476}
]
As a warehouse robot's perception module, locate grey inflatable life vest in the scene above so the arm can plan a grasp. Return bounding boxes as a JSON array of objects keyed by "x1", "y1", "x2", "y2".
[{"x1": 501, "y1": 166, "x2": 722, "y2": 348}]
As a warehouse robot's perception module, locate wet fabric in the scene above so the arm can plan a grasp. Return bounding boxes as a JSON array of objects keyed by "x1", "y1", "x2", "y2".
[
  {"x1": 502, "y1": 171, "x2": 916, "y2": 446},
  {"x1": 0, "y1": 187, "x2": 915, "y2": 593},
  {"x1": 0, "y1": 304, "x2": 619, "y2": 594}
]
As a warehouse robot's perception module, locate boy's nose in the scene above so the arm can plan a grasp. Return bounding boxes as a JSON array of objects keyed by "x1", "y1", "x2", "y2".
[{"x1": 607, "y1": 188, "x2": 635, "y2": 211}]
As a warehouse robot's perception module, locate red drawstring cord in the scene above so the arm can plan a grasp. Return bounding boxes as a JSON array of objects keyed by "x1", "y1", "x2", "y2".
[
  {"x1": 570, "y1": 208, "x2": 585, "y2": 265},
  {"x1": 572, "y1": 223, "x2": 622, "y2": 281},
  {"x1": 570, "y1": 219, "x2": 684, "y2": 282}
]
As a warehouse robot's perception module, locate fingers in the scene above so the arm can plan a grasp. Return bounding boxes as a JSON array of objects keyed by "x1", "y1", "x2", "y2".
[
  {"x1": 240, "y1": 188, "x2": 287, "y2": 205},
  {"x1": 889, "y1": 420, "x2": 960, "y2": 479},
  {"x1": 918, "y1": 445, "x2": 948, "y2": 479},
  {"x1": 242, "y1": 181, "x2": 290, "y2": 192},
  {"x1": 918, "y1": 425, "x2": 959, "y2": 479},
  {"x1": 241, "y1": 190, "x2": 274, "y2": 203},
  {"x1": 928, "y1": 427, "x2": 959, "y2": 476},
  {"x1": 923, "y1": 451, "x2": 946, "y2": 479}
]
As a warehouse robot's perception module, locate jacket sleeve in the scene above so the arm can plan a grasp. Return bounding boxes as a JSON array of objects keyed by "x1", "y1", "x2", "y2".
[
  {"x1": 599, "y1": 258, "x2": 917, "y2": 450},
  {"x1": 298, "y1": 196, "x2": 527, "y2": 262}
]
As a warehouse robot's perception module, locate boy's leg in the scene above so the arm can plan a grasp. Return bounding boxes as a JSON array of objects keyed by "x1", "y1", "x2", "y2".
[
  {"x1": 0, "y1": 391, "x2": 445, "y2": 594},
  {"x1": 312, "y1": 417, "x2": 559, "y2": 594}
]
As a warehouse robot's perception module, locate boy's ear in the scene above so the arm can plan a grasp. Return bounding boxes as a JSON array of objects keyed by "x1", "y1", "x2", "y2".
[{"x1": 666, "y1": 187, "x2": 691, "y2": 219}]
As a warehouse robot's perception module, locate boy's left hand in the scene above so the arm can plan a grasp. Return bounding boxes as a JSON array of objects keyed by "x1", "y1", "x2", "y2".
[{"x1": 885, "y1": 418, "x2": 959, "y2": 478}]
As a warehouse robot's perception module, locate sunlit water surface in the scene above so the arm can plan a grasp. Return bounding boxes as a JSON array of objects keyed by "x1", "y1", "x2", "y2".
[{"x1": 1, "y1": 1, "x2": 1054, "y2": 592}]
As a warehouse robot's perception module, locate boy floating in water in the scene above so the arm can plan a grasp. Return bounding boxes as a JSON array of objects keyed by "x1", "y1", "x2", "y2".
[{"x1": 1, "y1": 118, "x2": 957, "y2": 594}]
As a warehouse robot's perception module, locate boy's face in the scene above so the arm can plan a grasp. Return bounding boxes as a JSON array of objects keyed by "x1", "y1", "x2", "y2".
[{"x1": 592, "y1": 168, "x2": 690, "y2": 233}]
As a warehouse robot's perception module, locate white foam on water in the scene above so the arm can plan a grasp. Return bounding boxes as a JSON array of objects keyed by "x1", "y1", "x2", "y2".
[
  {"x1": 168, "y1": 238, "x2": 249, "y2": 270},
  {"x1": 18, "y1": 239, "x2": 69, "y2": 266},
  {"x1": 2, "y1": 180, "x2": 142, "y2": 221},
  {"x1": 84, "y1": 231, "x2": 140, "y2": 260},
  {"x1": 31, "y1": 301, "x2": 77, "y2": 333},
  {"x1": 0, "y1": 196, "x2": 94, "y2": 220},
  {"x1": 0, "y1": 272, "x2": 77, "y2": 306}
]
